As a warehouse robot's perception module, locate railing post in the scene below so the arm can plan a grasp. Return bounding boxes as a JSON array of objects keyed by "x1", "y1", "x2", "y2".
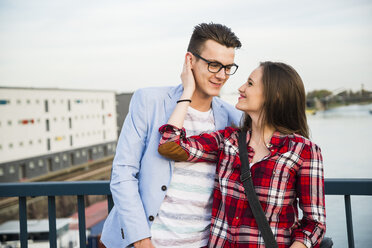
[
  {"x1": 78, "y1": 195, "x2": 87, "y2": 248},
  {"x1": 107, "y1": 194, "x2": 114, "y2": 213},
  {"x1": 344, "y1": 195, "x2": 355, "y2": 248},
  {"x1": 19, "y1": 196, "x2": 28, "y2": 248},
  {"x1": 48, "y1": 196, "x2": 57, "y2": 248}
]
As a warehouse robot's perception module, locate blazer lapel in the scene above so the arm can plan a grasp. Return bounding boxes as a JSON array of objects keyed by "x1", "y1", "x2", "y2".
[
  {"x1": 164, "y1": 84, "x2": 184, "y2": 120},
  {"x1": 212, "y1": 98, "x2": 228, "y2": 130}
]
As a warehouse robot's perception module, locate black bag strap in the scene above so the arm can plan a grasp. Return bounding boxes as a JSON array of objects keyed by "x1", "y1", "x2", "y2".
[{"x1": 238, "y1": 130, "x2": 278, "y2": 248}]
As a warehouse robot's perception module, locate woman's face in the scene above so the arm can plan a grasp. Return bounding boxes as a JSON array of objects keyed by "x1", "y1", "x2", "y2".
[{"x1": 236, "y1": 66, "x2": 265, "y2": 115}]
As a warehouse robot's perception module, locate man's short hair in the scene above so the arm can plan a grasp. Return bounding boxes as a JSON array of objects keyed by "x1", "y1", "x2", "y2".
[{"x1": 187, "y1": 23, "x2": 242, "y2": 55}]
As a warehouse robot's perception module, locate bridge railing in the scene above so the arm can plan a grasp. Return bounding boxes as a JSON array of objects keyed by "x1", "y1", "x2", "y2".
[{"x1": 0, "y1": 179, "x2": 371, "y2": 248}]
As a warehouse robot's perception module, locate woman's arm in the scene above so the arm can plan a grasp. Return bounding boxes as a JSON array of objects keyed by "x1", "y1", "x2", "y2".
[
  {"x1": 166, "y1": 52, "x2": 195, "y2": 128},
  {"x1": 158, "y1": 52, "x2": 225, "y2": 163},
  {"x1": 158, "y1": 124, "x2": 223, "y2": 163},
  {"x1": 292, "y1": 142, "x2": 326, "y2": 248}
]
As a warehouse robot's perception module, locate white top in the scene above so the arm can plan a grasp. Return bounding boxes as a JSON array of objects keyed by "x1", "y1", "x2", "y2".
[{"x1": 151, "y1": 106, "x2": 216, "y2": 248}]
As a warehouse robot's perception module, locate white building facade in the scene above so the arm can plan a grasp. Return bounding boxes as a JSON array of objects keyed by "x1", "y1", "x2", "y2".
[{"x1": 0, "y1": 87, "x2": 118, "y2": 182}]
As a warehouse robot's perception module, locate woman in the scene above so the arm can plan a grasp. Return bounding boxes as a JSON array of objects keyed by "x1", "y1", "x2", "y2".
[{"x1": 158, "y1": 54, "x2": 326, "y2": 248}]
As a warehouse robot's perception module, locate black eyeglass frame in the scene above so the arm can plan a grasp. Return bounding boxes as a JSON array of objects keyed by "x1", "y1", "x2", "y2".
[{"x1": 192, "y1": 53, "x2": 239, "y2": 75}]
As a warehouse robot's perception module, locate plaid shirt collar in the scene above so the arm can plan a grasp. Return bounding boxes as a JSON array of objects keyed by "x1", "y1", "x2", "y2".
[{"x1": 232, "y1": 130, "x2": 291, "y2": 169}]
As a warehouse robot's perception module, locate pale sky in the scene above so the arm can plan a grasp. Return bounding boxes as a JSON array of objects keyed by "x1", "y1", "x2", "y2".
[{"x1": 0, "y1": 0, "x2": 371, "y2": 94}]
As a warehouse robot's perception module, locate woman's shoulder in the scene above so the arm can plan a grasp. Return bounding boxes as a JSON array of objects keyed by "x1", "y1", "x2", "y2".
[{"x1": 287, "y1": 133, "x2": 322, "y2": 156}]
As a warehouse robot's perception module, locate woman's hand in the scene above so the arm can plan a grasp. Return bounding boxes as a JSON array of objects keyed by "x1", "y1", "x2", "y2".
[
  {"x1": 166, "y1": 52, "x2": 195, "y2": 129},
  {"x1": 289, "y1": 241, "x2": 307, "y2": 248},
  {"x1": 133, "y1": 237, "x2": 155, "y2": 248},
  {"x1": 180, "y1": 52, "x2": 196, "y2": 98}
]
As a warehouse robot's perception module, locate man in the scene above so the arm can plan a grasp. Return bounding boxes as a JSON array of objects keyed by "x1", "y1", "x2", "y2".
[{"x1": 101, "y1": 23, "x2": 242, "y2": 248}]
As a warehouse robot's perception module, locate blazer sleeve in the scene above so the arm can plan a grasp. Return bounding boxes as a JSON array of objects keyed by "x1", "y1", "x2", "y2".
[{"x1": 110, "y1": 89, "x2": 151, "y2": 245}]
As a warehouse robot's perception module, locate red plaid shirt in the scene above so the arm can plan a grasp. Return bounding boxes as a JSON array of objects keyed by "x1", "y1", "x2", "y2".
[{"x1": 159, "y1": 125, "x2": 326, "y2": 248}]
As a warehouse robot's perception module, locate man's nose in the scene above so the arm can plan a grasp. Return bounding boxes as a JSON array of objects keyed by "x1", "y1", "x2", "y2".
[{"x1": 215, "y1": 68, "x2": 227, "y2": 80}]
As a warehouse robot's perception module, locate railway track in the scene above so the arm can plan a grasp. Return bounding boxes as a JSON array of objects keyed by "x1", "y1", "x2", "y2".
[{"x1": 0, "y1": 156, "x2": 113, "y2": 222}]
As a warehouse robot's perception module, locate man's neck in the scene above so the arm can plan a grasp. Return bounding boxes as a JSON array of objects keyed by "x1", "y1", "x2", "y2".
[{"x1": 189, "y1": 90, "x2": 213, "y2": 112}]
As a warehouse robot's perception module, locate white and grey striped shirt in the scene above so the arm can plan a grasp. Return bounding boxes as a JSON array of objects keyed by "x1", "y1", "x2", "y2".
[{"x1": 151, "y1": 106, "x2": 216, "y2": 248}]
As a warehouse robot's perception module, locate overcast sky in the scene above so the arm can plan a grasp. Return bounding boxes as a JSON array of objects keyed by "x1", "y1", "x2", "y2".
[{"x1": 0, "y1": 0, "x2": 371, "y2": 95}]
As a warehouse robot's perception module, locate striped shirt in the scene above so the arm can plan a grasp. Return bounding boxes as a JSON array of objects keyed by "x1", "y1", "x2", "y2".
[{"x1": 151, "y1": 107, "x2": 216, "y2": 248}]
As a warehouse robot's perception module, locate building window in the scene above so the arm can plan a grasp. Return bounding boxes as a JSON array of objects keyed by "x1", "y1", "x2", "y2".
[
  {"x1": 93, "y1": 148, "x2": 97, "y2": 154},
  {"x1": 70, "y1": 135, "x2": 73, "y2": 146},
  {"x1": 38, "y1": 139, "x2": 42, "y2": 144},
  {"x1": 69, "y1": 118, "x2": 72, "y2": 129},
  {"x1": 9, "y1": 165, "x2": 15, "y2": 174},
  {"x1": 76, "y1": 151, "x2": 80, "y2": 158},
  {"x1": 9, "y1": 143, "x2": 13, "y2": 149},
  {"x1": 8, "y1": 120, "x2": 12, "y2": 126},
  {"x1": 103, "y1": 130, "x2": 106, "y2": 140},
  {"x1": 0, "y1": 144, "x2": 2, "y2": 150},
  {"x1": 26, "y1": 99, "x2": 31, "y2": 104},
  {"x1": 68, "y1": 100, "x2": 71, "y2": 111},
  {"x1": 29, "y1": 140, "x2": 33, "y2": 145},
  {"x1": 54, "y1": 156, "x2": 60, "y2": 163},
  {"x1": 38, "y1": 160, "x2": 44, "y2": 167},
  {"x1": 102, "y1": 115, "x2": 105, "y2": 125},
  {"x1": 53, "y1": 117, "x2": 57, "y2": 122},
  {"x1": 0, "y1": 168, "x2": 4, "y2": 176},
  {"x1": 47, "y1": 138, "x2": 51, "y2": 151},
  {"x1": 19, "y1": 142, "x2": 24, "y2": 147},
  {"x1": 101, "y1": 100, "x2": 104, "y2": 110},
  {"x1": 82, "y1": 150, "x2": 86, "y2": 156},
  {"x1": 29, "y1": 162, "x2": 35, "y2": 169},
  {"x1": 17, "y1": 99, "x2": 21, "y2": 104},
  {"x1": 46, "y1": 119, "x2": 50, "y2": 131},
  {"x1": 45, "y1": 100, "x2": 49, "y2": 112},
  {"x1": 19, "y1": 164, "x2": 26, "y2": 179},
  {"x1": 36, "y1": 99, "x2": 40, "y2": 104},
  {"x1": 63, "y1": 154, "x2": 68, "y2": 161}
]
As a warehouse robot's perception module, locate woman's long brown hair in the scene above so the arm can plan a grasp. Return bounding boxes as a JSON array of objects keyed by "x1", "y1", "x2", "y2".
[{"x1": 241, "y1": 61, "x2": 309, "y2": 139}]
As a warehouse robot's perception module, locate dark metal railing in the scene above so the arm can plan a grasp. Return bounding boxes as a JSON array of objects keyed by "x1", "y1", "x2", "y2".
[
  {"x1": 0, "y1": 179, "x2": 371, "y2": 248},
  {"x1": 0, "y1": 181, "x2": 113, "y2": 248}
]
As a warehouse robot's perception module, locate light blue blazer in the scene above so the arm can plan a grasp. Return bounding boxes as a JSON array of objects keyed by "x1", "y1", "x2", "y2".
[{"x1": 101, "y1": 84, "x2": 242, "y2": 247}]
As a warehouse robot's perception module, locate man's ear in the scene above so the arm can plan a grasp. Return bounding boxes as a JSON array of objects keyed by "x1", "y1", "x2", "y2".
[{"x1": 186, "y1": 52, "x2": 194, "y2": 69}]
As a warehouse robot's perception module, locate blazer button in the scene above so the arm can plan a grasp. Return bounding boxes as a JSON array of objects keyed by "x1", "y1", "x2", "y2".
[
  {"x1": 149, "y1": 215, "x2": 154, "y2": 221},
  {"x1": 161, "y1": 185, "x2": 167, "y2": 191}
]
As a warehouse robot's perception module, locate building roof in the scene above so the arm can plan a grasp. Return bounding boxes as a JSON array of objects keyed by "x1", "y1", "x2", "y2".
[
  {"x1": 69, "y1": 200, "x2": 108, "y2": 230},
  {"x1": 0, "y1": 218, "x2": 71, "y2": 234},
  {"x1": 0, "y1": 86, "x2": 116, "y2": 93}
]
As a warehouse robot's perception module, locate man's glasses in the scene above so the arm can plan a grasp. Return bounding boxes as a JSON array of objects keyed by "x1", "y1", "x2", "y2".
[{"x1": 192, "y1": 53, "x2": 238, "y2": 75}]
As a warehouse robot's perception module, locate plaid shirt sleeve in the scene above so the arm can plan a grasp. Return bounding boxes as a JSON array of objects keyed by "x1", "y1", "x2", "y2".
[
  {"x1": 158, "y1": 124, "x2": 225, "y2": 163},
  {"x1": 291, "y1": 142, "x2": 326, "y2": 248}
]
